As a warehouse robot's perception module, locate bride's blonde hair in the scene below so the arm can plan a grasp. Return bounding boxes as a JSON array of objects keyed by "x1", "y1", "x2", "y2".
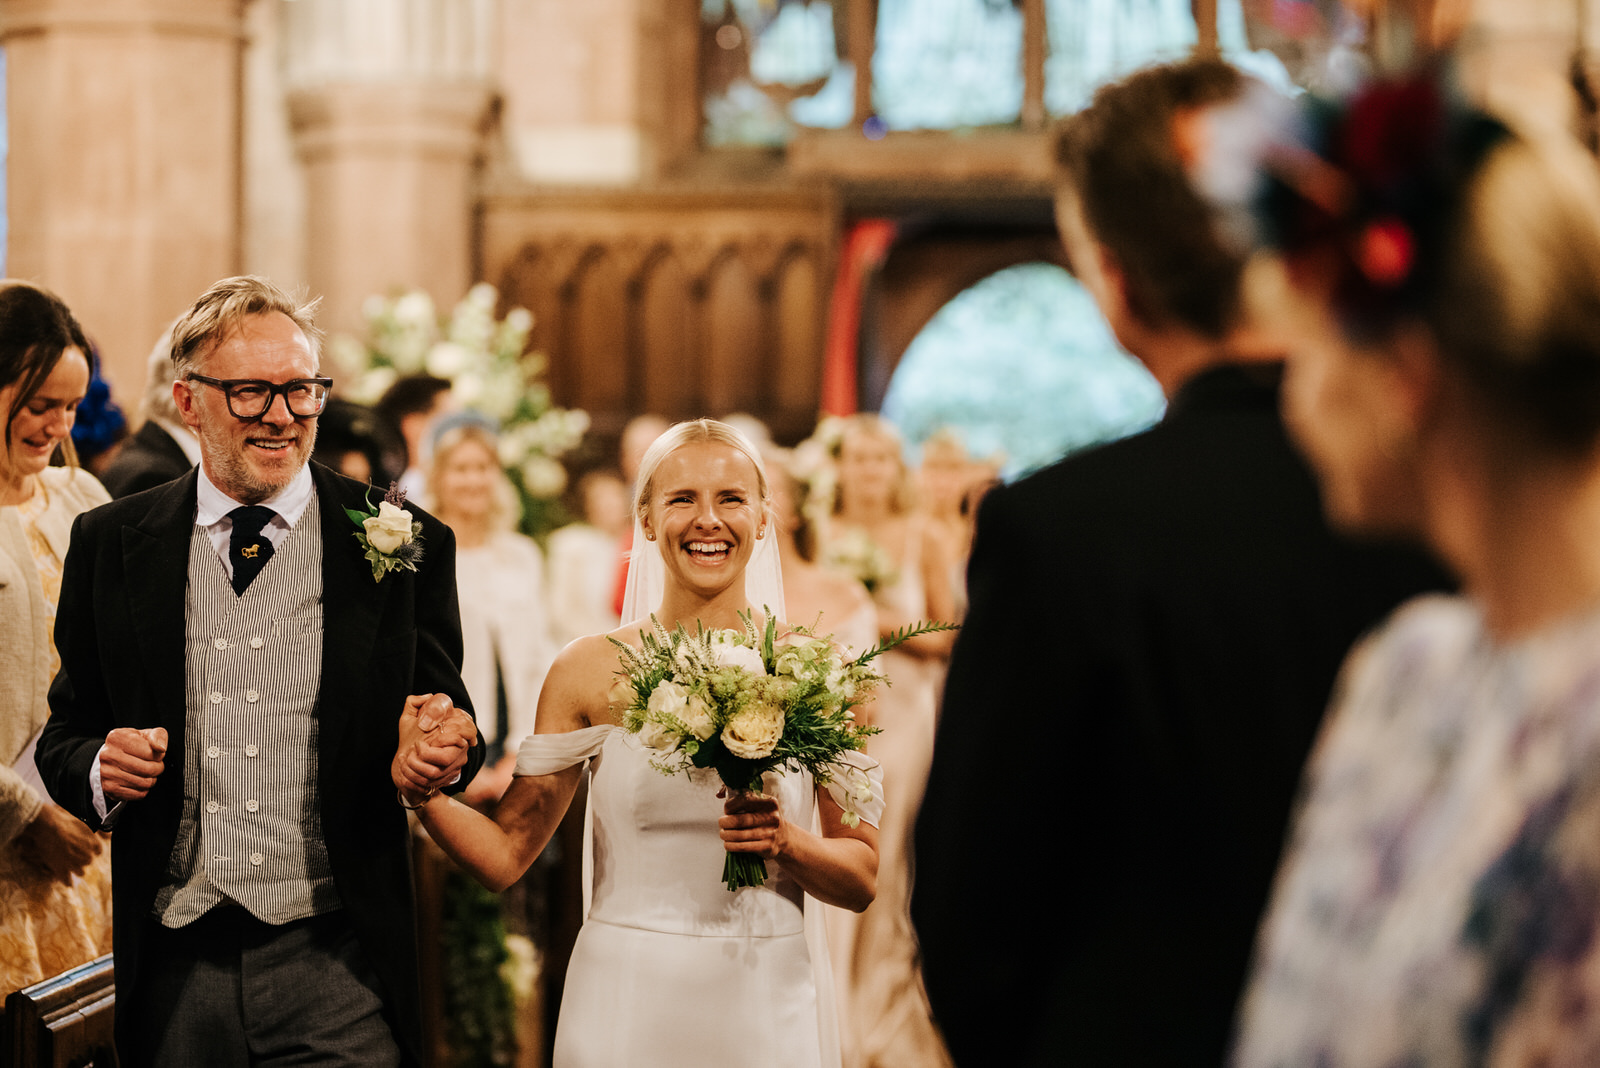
[{"x1": 632, "y1": 418, "x2": 772, "y2": 522}]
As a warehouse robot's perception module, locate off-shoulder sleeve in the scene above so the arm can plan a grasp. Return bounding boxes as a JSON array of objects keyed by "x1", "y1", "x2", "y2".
[
  {"x1": 822, "y1": 749, "x2": 886, "y2": 829},
  {"x1": 514, "y1": 724, "x2": 616, "y2": 777}
]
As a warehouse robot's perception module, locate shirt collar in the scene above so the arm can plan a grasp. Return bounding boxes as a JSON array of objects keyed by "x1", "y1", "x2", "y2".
[{"x1": 195, "y1": 461, "x2": 315, "y2": 528}]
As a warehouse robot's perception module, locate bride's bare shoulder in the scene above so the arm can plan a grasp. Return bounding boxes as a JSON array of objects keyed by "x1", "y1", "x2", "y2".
[{"x1": 539, "y1": 629, "x2": 638, "y2": 729}]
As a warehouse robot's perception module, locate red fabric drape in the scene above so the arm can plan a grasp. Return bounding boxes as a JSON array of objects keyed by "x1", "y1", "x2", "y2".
[{"x1": 820, "y1": 219, "x2": 897, "y2": 416}]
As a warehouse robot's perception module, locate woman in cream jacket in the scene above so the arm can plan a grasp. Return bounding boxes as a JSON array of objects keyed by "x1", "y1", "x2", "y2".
[{"x1": 0, "y1": 282, "x2": 114, "y2": 995}]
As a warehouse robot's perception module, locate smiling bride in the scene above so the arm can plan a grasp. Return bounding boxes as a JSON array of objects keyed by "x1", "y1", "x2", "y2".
[{"x1": 395, "y1": 418, "x2": 882, "y2": 1067}]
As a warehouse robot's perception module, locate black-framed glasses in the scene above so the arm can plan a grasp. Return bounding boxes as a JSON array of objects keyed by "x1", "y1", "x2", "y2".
[{"x1": 186, "y1": 374, "x2": 332, "y2": 420}]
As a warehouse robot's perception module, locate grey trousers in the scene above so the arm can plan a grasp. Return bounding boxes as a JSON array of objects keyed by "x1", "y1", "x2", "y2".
[{"x1": 125, "y1": 906, "x2": 402, "y2": 1067}]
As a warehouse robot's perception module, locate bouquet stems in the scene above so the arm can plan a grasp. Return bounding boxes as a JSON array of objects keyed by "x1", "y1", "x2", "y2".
[{"x1": 723, "y1": 850, "x2": 768, "y2": 891}]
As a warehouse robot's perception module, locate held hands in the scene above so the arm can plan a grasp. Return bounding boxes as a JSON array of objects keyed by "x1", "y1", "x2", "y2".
[
  {"x1": 101, "y1": 726, "x2": 168, "y2": 802},
  {"x1": 393, "y1": 693, "x2": 477, "y2": 804},
  {"x1": 14, "y1": 803, "x2": 102, "y2": 884},
  {"x1": 718, "y1": 787, "x2": 788, "y2": 861}
]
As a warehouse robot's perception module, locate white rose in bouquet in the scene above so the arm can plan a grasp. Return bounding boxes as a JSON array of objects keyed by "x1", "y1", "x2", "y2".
[
  {"x1": 712, "y1": 642, "x2": 767, "y2": 676},
  {"x1": 637, "y1": 718, "x2": 681, "y2": 752},
  {"x1": 647, "y1": 679, "x2": 690, "y2": 721},
  {"x1": 722, "y1": 703, "x2": 784, "y2": 759},
  {"x1": 364, "y1": 501, "x2": 415, "y2": 554},
  {"x1": 682, "y1": 693, "x2": 717, "y2": 741}
]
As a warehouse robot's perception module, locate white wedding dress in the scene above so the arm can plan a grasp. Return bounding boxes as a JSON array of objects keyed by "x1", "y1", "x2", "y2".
[{"x1": 517, "y1": 724, "x2": 880, "y2": 1068}]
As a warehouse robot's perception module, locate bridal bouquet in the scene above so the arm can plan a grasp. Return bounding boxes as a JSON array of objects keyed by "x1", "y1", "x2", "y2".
[{"x1": 609, "y1": 612, "x2": 954, "y2": 890}]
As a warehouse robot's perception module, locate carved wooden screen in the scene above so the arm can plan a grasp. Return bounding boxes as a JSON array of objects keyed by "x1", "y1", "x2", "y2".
[{"x1": 480, "y1": 188, "x2": 838, "y2": 443}]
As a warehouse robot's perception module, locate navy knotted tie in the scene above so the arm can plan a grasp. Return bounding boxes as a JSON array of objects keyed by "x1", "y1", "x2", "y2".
[{"x1": 228, "y1": 505, "x2": 277, "y2": 596}]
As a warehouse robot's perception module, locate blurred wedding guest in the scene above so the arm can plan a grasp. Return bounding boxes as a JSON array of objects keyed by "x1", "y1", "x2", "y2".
[
  {"x1": 914, "y1": 428, "x2": 983, "y2": 615},
  {"x1": 312, "y1": 397, "x2": 384, "y2": 485},
  {"x1": 768, "y1": 450, "x2": 877, "y2": 655},
  {"x1": 375, "y1": 372, "x2": 452, "y2": 496},
  {"x1": 98, "y1": 324, "x2": 200, "y2": 498},
  {"x1": 764, "y1": 446, "x2": 880, "y2": 1052},
  {"x1": 721, "y1": 410, "x2": 773, "y2": 451},
  {"x1": 426, "y1": 416, "x2": 556, "y2": 804},
  {"x1": 546, "y1": 468, "x2": 629, "y2": 647},
  {"x1": 822, "y1": 412, "x2": 957, "y2": 1068},
  {"x1": 912, "y1": 59, "x2": 1452, "y2": 1068},
  {"x1": 1232, "y1": 71, "x2": 1600, "y2": 1067},
  {"x1": 0, "y1": 281, "x2": 113, "y2": 996},
  {"x1": 68, "y1": 347, "x2": 127, "y2": 477},
  {"x1": 618, "y1": 412, "x2": 669, "y2": 491},
  {"x1": 610, "y1": 413, "x2": 671, "y2": 619}
]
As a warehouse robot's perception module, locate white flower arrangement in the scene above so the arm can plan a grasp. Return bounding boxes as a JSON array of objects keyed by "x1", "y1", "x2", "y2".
[
  {"x1": 332, "y1": 282, "x2": 589, "y2": 538},
  {"x1": 609, "y1": 612, "x2": 956, "y2": 890}
]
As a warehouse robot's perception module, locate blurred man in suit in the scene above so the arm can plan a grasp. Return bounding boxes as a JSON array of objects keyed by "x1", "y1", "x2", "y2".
[
  {"x1": 912, "y1": 59, "x2": 1452, "y2": 1067},
  {"x1": 98, "y1": 325, "x2": 198, "y2": 498}
]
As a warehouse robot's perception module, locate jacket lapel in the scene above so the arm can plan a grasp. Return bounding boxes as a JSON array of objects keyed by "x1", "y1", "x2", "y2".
[
  {"x1": 314, "y1": 464, "x2": 390, "y2": 758},
  {"x1": 123, "y1": 471, "x2": 199, "y2": 740}
]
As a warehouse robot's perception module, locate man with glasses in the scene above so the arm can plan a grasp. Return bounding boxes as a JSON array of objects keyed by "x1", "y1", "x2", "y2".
[{"x1": 37, "y1": 275, "x2": 483, "y2": 1067}]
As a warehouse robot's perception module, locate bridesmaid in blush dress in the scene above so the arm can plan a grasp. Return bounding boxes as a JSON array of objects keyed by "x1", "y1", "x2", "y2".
[{"x1": 823, "y1": 415, "x2": 957, "y2": 1068}]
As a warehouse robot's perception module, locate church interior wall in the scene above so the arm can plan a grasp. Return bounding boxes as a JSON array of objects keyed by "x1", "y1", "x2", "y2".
[{"x1": 1, "y1": 0, "x2": 1594, "y2": 434}]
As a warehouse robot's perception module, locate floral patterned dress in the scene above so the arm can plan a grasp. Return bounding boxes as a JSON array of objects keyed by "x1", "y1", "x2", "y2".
[
  {"x1": 0, "y1": 487, "x2": 113, "y2": 996},
  {"x1": 1234, "y1": 594, "x2": 1600, "y2": 1068}
]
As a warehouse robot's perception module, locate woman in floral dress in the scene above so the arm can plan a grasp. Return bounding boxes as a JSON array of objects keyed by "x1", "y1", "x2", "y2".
[{"x1": 1230, "y1": 70, "x2": 1600, "y2": 1066}]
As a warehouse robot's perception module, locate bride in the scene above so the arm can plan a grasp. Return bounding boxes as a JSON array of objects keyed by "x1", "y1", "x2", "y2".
[{"x1": 398, "y1": 418, "x2": 882, "y2": 1067}]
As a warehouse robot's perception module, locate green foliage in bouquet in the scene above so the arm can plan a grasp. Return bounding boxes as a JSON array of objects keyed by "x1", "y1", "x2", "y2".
[
  {"x1": 608, "y1": 610, "x2": 958, "y2": 890},
  {"x1": 331, "y1": 283, "x2": 590, "y2": 539}
]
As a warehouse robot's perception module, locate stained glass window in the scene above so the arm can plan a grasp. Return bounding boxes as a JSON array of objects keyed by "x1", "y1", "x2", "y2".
[
  {"x1": 703, "y1": 0, "x2": 1291, "y2": 147},
  {"x1": 881, "y1": 262, "x2": 1164, "y2": 478},
  {"x1": 871, "y1": 0, "x2": 1023, "y2": 130}
]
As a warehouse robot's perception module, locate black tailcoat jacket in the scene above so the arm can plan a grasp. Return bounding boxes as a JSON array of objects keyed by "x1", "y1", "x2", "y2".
[{"x1": 36, "y1": 461, "x2": 480, "y2": 1065}]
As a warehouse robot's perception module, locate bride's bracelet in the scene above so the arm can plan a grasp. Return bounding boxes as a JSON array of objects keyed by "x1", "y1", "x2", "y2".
[{"x1": 397, "y1": 788, "x2": 436, "y2": 811}]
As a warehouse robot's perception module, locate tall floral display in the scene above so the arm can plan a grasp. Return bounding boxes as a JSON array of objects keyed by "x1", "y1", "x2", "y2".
[{"x1": 332, "y1": 283, "x2": 589, "y2": 539}]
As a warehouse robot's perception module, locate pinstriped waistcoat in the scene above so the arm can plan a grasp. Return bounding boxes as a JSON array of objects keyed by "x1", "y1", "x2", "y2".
[{"x1": 153, "y1": 497, "x2": 339, "y2": 927}]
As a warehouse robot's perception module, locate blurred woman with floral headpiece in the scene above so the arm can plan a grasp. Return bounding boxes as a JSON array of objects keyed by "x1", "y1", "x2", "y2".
[{"x1": 1230, "y1": 64, "x2": 1600, "y2": 1065}]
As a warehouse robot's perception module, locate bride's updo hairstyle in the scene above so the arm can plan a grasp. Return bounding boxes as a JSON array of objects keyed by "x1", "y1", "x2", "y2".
[
  {"x1": 631, "y1": 417, "x2": 772, "y2": 523},
  {"x1": 1259, "y1": 70, "x2": 1600, "y2": 453}
]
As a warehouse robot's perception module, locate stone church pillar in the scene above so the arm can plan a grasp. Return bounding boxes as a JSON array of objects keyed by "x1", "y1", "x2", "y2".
[
  {"x1": 283, "y1": 0, "x2": 494, "y2": 338},
  {"x1": 0, "y1": 0, "x2": 245, "y2": 395}
]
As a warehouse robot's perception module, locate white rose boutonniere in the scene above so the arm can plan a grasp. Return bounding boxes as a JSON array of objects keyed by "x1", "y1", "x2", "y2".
[{"x1": 347, "y1": 482, "x2": 425, "y2": 583}]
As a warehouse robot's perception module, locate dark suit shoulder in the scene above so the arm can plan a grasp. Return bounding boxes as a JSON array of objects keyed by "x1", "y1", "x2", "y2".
[
  {"x1": 99, "y1": 421, "x2": 192, "y2": 499},
  {"x1": 73, "y1": 469, "x2": 197, "y2": 537}
]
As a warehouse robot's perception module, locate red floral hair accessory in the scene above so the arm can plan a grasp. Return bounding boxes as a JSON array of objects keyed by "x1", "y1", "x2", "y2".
[{"x1": 1255, "y1": 64, "x2": 1508, "y2": 336}]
